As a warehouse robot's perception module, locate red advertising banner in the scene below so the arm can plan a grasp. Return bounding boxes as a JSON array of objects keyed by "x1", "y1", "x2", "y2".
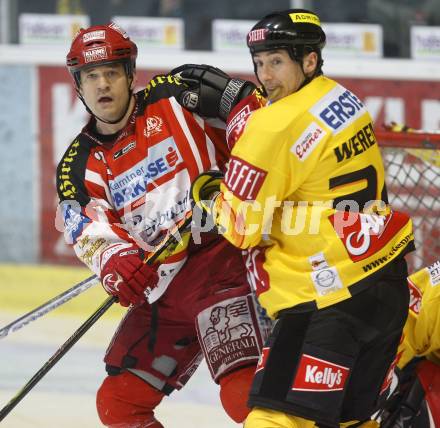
[{"x1": 38, "y1": 65, "x2": 440, "y2": 264}]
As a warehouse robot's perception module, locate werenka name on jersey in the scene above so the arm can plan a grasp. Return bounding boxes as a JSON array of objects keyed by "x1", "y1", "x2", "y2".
[{"x1": 334, "y1": 122, "x2": 376, "y2": 162}]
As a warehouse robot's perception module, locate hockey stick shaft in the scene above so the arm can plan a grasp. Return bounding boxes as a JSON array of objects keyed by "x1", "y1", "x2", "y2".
[
  {"x1": 0, "y1": 212, "x2": 194, "y2": 340},
  {"x1": 0, "y1": 295, "x2": 116, "y2": 422},
  {"x1": 0, "y1": 214, "x2": 192, "y2": 421},
  {"x1": 0, "y1": 274, "x2": 99, "y2": 340}
]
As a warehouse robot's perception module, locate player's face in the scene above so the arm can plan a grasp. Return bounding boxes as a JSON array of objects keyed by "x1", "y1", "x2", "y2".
[
  {"x1": 79, "y1": 62, "x2": 132, "y2": 124},
  {"x1": 253, "y1": 50, "x2": 314, "y2": 102}
]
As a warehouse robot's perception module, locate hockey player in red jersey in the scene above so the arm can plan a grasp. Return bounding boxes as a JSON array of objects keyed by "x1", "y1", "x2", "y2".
[{"x1": 57, "y1": 23, "x2": 271, "y2": 427}]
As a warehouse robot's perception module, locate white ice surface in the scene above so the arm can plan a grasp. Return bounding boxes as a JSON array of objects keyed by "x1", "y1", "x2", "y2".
[{"x1": 0, "y1": 312, "x2": 238, "y2": 427}]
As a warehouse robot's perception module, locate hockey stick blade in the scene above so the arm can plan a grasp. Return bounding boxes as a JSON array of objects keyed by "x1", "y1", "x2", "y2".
[{"x1": 0, "y1": 274, "x2": 99, "y2": 340}]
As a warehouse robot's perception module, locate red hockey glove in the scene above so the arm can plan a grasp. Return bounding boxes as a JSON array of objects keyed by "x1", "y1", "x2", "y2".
[
  {"x1": 100, "y1": 244, "x2": 159, "y2": 307},
  {"x1": 226, "y1": 89, "x2": 266, "y2": 149}
]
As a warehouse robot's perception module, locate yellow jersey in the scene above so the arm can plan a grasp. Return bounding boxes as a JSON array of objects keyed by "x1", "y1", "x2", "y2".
[
  {"x1": 398, "y1": 260, "x2": 440, "y2": 368},
  {"x1": 214, "y1": 75, "x2": 415, "y2": 318}
]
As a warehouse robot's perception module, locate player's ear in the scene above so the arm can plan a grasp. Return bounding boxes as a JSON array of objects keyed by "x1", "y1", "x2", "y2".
[{"x1": 303, "y1": 52, "x2": 318, "y2": 76}]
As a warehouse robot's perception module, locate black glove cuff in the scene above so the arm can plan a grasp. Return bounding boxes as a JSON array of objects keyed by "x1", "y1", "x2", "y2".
[
  {"x1": 219, "y1": 79, "x2": 257, "y2": 121},
  {"x1": 219, "y1": 79, "x2": 246, "y2": 121}
]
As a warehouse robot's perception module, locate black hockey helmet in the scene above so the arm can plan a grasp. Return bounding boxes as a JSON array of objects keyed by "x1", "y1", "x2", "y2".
[{"x1": 247, "y1": 9, "x2": 326, "y2": 74}]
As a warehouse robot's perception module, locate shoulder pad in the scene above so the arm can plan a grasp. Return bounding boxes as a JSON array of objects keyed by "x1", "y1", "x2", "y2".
[{"x1": 142, "y1": 74, "x2": 186, "y2": 104}]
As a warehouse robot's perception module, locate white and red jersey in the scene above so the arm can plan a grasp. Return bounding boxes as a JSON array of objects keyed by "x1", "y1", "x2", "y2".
[{"x1": 57, "y1": 74, "x2": 228, "y2": 301}]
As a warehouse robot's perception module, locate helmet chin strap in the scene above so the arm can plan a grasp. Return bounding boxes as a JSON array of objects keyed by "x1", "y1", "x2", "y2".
[
  {"x1": 297, "y1": 64, "x2": 323, "y2": 91},
  {"x1": 291, "y1": 47, "x2": 322, "y2": 91},
  {"x1": 297, "y1": 64, "x2": 312, "y2": 91},
  {"x1": 76, "y1": 77, "x2": 134, "y2": 127}
]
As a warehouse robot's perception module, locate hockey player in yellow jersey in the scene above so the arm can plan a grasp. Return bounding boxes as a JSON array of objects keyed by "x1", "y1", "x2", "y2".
[
  {"x1": 378, "y1": 261, "x2": 440, "y2": 427},
  {"x1": 399, "y1": 260, "x2": 440, "y2": 368},
  {"x1": 188, "y1": 8, "x2": 416, "y2": 428}
]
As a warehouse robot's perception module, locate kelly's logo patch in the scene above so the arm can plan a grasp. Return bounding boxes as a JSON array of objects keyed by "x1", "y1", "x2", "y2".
[{"x1": 292, "y1": 354, "x2": 349, "y2": 392}]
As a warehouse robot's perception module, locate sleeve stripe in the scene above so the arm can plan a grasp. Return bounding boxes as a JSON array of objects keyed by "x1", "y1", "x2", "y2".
[
  {"x1": 169, "y1": 97, "x2": 204, "y2": 173},
  {"x1": 195, "y1": 114, "x2": 218, "y2": 168},
  {"x1": 85, "y1": 169, "x2": 113, "y2": 202}
]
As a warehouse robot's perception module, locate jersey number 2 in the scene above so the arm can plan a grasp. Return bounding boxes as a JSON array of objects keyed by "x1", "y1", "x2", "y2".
[{"x1": 329, "y1": 165, "x2": 387, "y2": 210}]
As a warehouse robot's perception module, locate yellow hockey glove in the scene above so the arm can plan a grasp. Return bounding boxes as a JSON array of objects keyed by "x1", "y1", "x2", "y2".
[
  {"x1": 191, "y1": 170, "x2": 224, "y2": 217},
  {"x1": 190, "y1": 170, "x2": 226, "y2": 236}
]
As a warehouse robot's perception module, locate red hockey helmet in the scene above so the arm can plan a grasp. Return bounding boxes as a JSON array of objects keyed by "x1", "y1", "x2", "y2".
[{"x1": 66, "y1": 23, "x2": 137, "y2": 87}]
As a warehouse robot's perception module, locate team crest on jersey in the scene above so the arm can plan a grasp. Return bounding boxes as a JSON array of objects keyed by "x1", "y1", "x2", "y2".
[
  {"x1": 226, "y1": 105, "x2": 251, "y2": 143},
  {"x1": 144, "y1": 115, "x2": 164, "y2": 138}
]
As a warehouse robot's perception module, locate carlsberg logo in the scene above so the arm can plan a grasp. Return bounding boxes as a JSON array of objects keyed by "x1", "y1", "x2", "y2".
[{"x1": 305, "y1": 365, "x2": 343, "y2": 388}]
